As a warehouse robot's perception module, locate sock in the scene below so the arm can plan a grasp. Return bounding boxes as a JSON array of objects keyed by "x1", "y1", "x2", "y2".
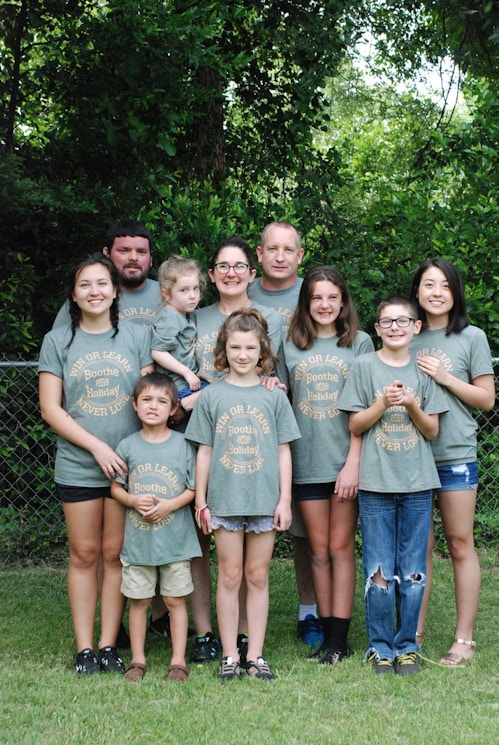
[
  {"x1": 320, "y1": 616, "x2": 333, "y2": 642},
  {"x1": 327, "y1": 616, "x2": 351, "y2": 652},
  {"x1": 298, "y1": 604, "x2": 318, "y2": 621}
]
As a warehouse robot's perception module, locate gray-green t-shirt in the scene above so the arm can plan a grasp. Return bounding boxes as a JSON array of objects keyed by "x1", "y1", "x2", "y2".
[
  {"x1": 248, "y1": 277, "x2": 303, "y2": 336},
  {"x1": 277, "y1": 332, "x2": 374, "y2": 483},
  {"x1": 38, "y1": 323, "x2": 152, "y2": 487},
  {"x1": 185, "y1": 380, "x2": 301, "y2": 516},
  {"x1": 194, "y1": 302, "x2": 282, "y2": 383},
  {"x1": 410, "y1": 325, "x2": 493, "y2": 466},
  {"x1": 338, "y1": 352, "x2": 448, "y2": 493},
  {"x1": 52, "y1": 279, "x2": 161, "y2": 330},
  {"x1": 151, "y1": 305, "x2": 197, "y2": 390},
  {"x1": 115, "y1": 430, "x2": 202, "y2": 566}
]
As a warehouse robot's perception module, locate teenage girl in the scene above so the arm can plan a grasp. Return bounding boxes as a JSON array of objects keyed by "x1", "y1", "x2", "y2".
[
  {"x1": 185, "y1": 309, "x2": 301, "y2": 680},
  {"x1": 277, "y1": 266, "x2": 374, "y2": 664},
  {"x1": 151, "y1": 255, "x2": 208, "y2": 402},
  {"x1": 39, "y1": 253, "x2": 154, "y2": 674},
  {"x1": 410, "y1": 258, "x2": 494, "y2": 665}
]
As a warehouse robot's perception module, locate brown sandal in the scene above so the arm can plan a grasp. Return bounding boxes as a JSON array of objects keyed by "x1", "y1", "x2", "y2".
[
  {"x1": 167, "y1": 664, "x2": 189, "y2": 682},
  {"x1": 439, "y1": 638, "x2": 476, "y2": 666},
  {"x1": 124, "y1": 662, "x2": 147, "y2": 682}
]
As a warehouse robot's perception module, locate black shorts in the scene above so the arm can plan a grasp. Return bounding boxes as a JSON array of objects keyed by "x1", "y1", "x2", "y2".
[
  {"x1": 293, "y1": 482, "x2": 336, "y2": 501},
  {"x1": 56, "y1": 483, "x2": 112, "y2": 503}
]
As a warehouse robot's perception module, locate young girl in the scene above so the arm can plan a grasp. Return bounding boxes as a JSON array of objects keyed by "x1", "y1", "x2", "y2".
[
  {"x1": 409, "y1": 258, "x2": 494, "y2": 665},
  {"x1": 39, "y1": 253, "x2": 154, "y2": 674},
  {"x1": 151, "y1": 255, "x2": 208, "y2": 402},
  {"x1": 276, "y1": 266, "x2": 374, "y2": 664},
  {"x1": 185, "y1": 309, "x2": 301, "y2": 680}
]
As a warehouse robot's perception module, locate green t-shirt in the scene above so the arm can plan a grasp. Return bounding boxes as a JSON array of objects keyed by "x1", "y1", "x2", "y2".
[
  {"x1": 185, "y1": 380, "x2": 301, "y2": 516},
  {"x1": 277, "y1": 332, "x2": 374, "y2": 483},
  {"x1": 194, "y1": 302, "x2": 282, "y2": 383},
  {"x1": 248, "y1": 277, "x2": 303, "y2": 336},
  {"x1": 115, "y1": 430, "x2": 201, "y2": 566},
  {"x1": 151, "y1": 305, "x2": 197, "y2": 390},
  {"x1": 38, "y1": 322, "x2": 152, "y2": 487},
  {"x1": 338, "y1": 352, "x2": 448, "y2": 493},
  {"x1": 410, "y1": 325, "x2": 493, "y2": 466},
  {"x1": 52, "y1": 279, "x2": 160, "y2": 330}
]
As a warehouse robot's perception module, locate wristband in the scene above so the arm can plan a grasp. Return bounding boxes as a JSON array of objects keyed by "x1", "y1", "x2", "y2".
[{"x1": 194, "y1": 504, "x2": 209, "y2": 529}]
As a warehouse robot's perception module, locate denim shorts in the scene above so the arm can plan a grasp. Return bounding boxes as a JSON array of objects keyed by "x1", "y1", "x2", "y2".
[
  {"x1": 436, "y1": 461, "x2": 478, "y2": 493},
  {"x1": 56, "y1": 484, "x2": 111, "y2": 502},
  {"x1": 211, "y1": 515, "x2": 275, "y2": 534}
]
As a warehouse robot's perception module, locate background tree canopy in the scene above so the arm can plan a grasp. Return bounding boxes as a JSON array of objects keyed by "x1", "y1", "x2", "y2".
[{"x1": 1, "y1": 0, "x2": 497, "y2": 354}]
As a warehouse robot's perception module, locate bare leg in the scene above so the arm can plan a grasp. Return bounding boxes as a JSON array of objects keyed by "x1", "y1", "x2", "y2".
[
  {"x1": 100, "y1": 497, "x2": 126, "y2": 648},
  {"x1": 293, "y1": 535, "x2": 317, "y2": 606},
  {"x1": 416, "y1": 515, "x2": 435, "y2": 644},
  {"x1": 165, "y1": 595, "x2": 189, "y2": 667},
  {"x1": 189, "y1": 530, "x2": 214, "y2": 634},
  {"x1": 329, "y1": 497, "x2": 358, "y2": 619},
  {"x1": 214, "y1": 528, "x2": 244, "y2": 660},
  {"x1": 244, "y1": 530, "x2": 276, "y2": 662},
  {"x1": 128, "y1": 597, "x2": 150, "y2": 665},
  {"x1": 298, "y1": 500, "x2": 331, "y2": 616},
  {"x1": 63, "y1": 499, "x2": 104, "y2": 651},
  {"x1": 438, "y1": 488, "x2": 480, "y2": 664}
]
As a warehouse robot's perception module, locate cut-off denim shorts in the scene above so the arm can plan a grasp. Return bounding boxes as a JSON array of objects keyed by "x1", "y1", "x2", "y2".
[
  {"x1": 436, "y1": 461, "x2": 478, "y2": 494},
  {"x1": 211, "y1": 515, "x2": 275, "y2": 534}
]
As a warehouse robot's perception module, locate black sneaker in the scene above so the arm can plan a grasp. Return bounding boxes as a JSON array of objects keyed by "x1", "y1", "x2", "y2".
[
  {"x1": 319, "y1": 647, "x2": 352, "y2": 666},
  {"x1": 149, "y1": 611, "x2": 171, "y2": 638},
  {"x1": 395, "y1": 652, "x2": 421, "y2": 676},
  {"x1": 367, "y1": 652, "x2": 395, "y2": 674},
  {"x1": 74, "y1": 648, "x2": 100, "y2": 675},
  {"x1": 98, "y1": 646, "x2": 125, "y2": 674},
  {"x1": 190, "y1": 632, "x2": 220, "y2": 663},
  {"x1": 237, "y1": 633, "x2": 249, "y2": 666},
  {"x1": 218, "y1": 656, "x2": 241, "y2": 681},
  {"x1": 297, "y1": 615, "x2": 324, "y2": 649},
  {"x1": 245, "y1": 657, "x2": 274, "y2": 680},
  {"x1": 116, "y1": 622, "x2": 131, "y2": 650}
]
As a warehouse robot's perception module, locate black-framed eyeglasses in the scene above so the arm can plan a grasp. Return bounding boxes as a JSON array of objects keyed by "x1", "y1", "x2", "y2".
[
  {"x1": 377, "y1": 316, "x2": 416, "y2": 329},
  {"x1": 213, "y1": 262, "x2": 250, "y2": 274}
]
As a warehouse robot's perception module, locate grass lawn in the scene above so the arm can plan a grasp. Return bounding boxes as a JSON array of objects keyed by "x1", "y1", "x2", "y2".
[{"x1": 0, "y1": 552, "x2": 497, "y2": 745}]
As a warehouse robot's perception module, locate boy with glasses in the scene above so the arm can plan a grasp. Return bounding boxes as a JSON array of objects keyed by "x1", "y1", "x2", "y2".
[{"x1": 339, "y1": 297, "x2": 448, "y2": 675}]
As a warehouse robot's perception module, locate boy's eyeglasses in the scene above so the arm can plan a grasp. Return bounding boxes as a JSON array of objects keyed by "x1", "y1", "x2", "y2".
[
  {"x1": 377, "y1": 317, "x2": 416, "y2": 329},
  {"x1": 213, "y1": 262, "x2": 250, "y2": 274}
]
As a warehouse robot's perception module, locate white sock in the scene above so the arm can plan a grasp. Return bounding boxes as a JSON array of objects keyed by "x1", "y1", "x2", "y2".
[{"x1": 298, "y1": 604, "x2": 317, "y2": 621}]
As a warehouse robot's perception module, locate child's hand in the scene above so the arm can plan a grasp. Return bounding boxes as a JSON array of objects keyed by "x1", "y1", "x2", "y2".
[
  {"x1": 195, "y1": 504, "x2": 212, "y2": 534},
  {"x1": 185, "y1": 370, "x2": 202, "y2": 391},
  {"x1": 334, "y1": 462, "x2": 359, "y2": 501},
  {"x1": 140, "y1": 497, "x2": 173, "y2": 524},
  {"x1": 273, "y1": 501, "x2": 291, "y2": 532},
  {"x1": 260, "y1": 375, "x2": 287, "y2": 393},
  {"x1": 383, "y1": 380, "x2": 406, "y2": 407}
]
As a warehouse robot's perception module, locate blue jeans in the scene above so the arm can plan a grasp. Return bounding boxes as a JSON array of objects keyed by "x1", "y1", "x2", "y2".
[{"x1": 359, "y1": 490, "x2": 432, "y2": 661}]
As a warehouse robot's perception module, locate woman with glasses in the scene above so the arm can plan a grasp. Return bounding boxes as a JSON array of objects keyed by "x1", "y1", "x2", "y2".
[
  {"x1": 177, "y1": 236, "x2": 282, "y2": 666},
  {"x1": 409, "y1": 259, "x2": 494, "y2": 666}
]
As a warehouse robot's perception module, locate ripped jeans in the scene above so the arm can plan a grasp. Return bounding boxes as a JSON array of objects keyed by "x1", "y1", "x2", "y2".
[{"x1": 359, "y1": 490, "x2": 432, "y2": 660}]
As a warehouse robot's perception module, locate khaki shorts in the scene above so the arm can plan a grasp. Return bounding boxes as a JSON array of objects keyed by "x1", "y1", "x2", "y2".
[
  {"x1": 121, "y1": 559, "x2": 193, "y2": 599},
  {"x1": 288, "y1": 498, "x2": 307, "y2": 538}
]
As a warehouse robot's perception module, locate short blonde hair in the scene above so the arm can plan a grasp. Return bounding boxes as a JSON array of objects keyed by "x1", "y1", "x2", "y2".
[{"x1": 158, "y1": 255, "x2": 206, "y2": 302}]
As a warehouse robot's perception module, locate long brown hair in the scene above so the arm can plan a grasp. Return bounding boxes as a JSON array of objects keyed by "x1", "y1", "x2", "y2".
[{"x1": 214, "y1": 309, "x2": 277, "y2": 375}]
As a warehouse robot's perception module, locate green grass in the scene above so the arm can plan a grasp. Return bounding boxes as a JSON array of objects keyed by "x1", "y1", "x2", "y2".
[{"x1": 1, "y1": 553, "x2": 497, "y2": 745}]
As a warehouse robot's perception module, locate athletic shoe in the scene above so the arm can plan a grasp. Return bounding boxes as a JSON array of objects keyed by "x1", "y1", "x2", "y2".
[
  {"x1": 98, "y1": 646, "x2": 125, "y2": 674},
  {"x1": 218, "y1": 656, "x2": 241, "y2": 681},
  {"x1": 297, "y1": 614, "x2": 324, "y2": 649},
  {"x1": 190, "y1": 632, "x2": 220, "y2": 663},
  {"x1": 395, "y1": 652, "x2": 421, "y2": 675},
  {"x1": 149, "y1": 611, "x2": 171, "y2": 638},
  {"x1": 74, "y1": 648, "x2": 100, "y2": 675},
  {"x1": 237, "y1": 633, "x2": 249, "y2": 666},
  {"x1": 366, "y1": 652, "x2": 395, "y2": 674},
  {"x1": 319, "y1": 647, "x2": 352, "y2": 666},
  {"x1": 245, "y1": 657, "x2": 274, "y2": 680},
  {"x1": 116, "y1": 622, "x2": 131, "y2": 650}
]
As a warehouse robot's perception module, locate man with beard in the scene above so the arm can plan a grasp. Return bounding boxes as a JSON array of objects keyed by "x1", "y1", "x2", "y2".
[{"x1": 52, "y1": 220, "x2": 159, "y2": 330}]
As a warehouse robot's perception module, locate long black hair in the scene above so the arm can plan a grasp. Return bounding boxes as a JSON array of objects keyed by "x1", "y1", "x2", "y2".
[{"x1": 410, "y1": 258, "x2": 469, "y2": 335}]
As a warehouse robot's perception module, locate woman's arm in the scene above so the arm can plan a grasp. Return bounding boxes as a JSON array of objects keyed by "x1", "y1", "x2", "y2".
[
  {"x1": 417, "y1": 357, "x2": 495, "y2": 411},
  {"x1": 39, "y1": 371, "x2": 127, "y2": 479}
]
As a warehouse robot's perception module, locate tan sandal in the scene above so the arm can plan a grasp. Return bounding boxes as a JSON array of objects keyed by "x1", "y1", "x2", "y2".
[
  {"x1": 439, "y1": 638, "x2": 476, "y2": 666},
  {"x1": 124, "y1": 662, "x2": 147, "y2": 682},
  {"x1": 167, "y1": 664, "x2": 189, "y2": 682}
]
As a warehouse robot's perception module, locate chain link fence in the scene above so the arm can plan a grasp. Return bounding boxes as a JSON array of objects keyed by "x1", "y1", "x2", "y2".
[{"x1": 1, "y1": 354, "x2": 497, "y2": 566}]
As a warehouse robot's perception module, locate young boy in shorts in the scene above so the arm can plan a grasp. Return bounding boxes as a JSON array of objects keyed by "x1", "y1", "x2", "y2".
[
  {"x1": 339, "y1": 297, "x2": 448, "y2": 675},
  {"x1": 111, "y1": 372, "x2": 201, "y2": 682}
]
